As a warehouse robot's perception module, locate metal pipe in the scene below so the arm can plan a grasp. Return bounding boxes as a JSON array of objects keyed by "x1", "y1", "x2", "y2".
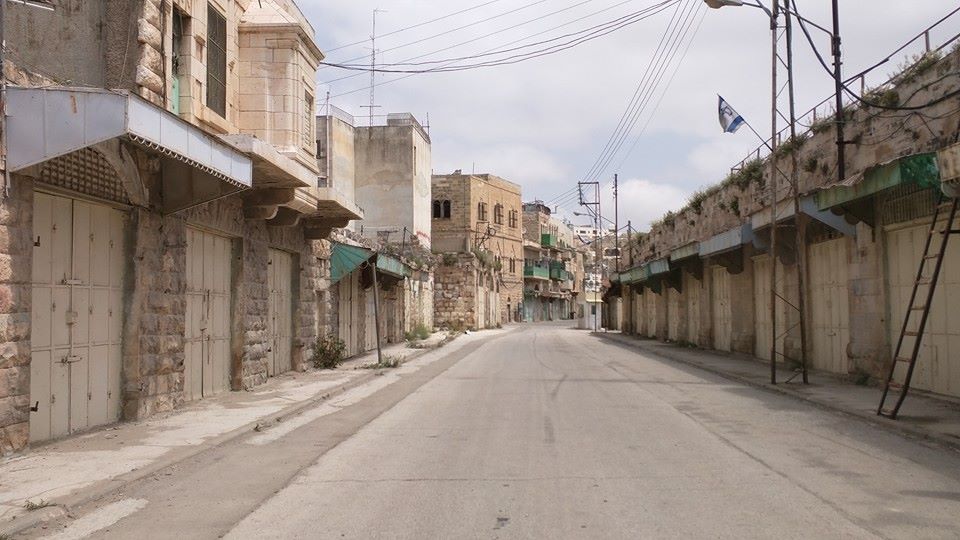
[
  {"x1": 783, "y1": 0, "x2": 809, "y2": 384},
  {"x1": 831, "y1": 0, "x2": 845, "y2": 182},
  {"x1": 768, "y1": 0, "x2": 779, "y2": 385},
  {"x1": 370, "y1": 260, "x2": 383, "y2": 365}
]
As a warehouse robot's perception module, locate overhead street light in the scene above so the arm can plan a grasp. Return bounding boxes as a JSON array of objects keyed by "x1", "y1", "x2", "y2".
[{"x1": 702, "y1": 0, "x2": 845, "y2": 181}]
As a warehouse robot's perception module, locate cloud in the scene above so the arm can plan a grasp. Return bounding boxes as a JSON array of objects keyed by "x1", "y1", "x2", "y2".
[{"x1": 299, "y1": 0, "x2": 957, "y2": 220}]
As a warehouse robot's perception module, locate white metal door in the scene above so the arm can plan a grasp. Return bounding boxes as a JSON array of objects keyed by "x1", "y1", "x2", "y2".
[
  {"x1": 30, "y1": 193, "x2": 124, "y2": 442},
  {"x1": 711, "y1": 266, "x2": 732, "y2": 352},
  {"x1": 267, "y1": 249, "x2": 293, "y2": 376},
  {"x1": 808, "y1": 238, "x2": 850, "y2": 374},
  {"x1": 644, "y1": 289, "x2": 657, "y2": 338},
  {"x1": 667, "y1": 288, "x2": 681, "y2": 341},
  {"x1": 684, "y1": 272, "x2": 701, "y2": 346},
  {"x1": 338, "y1": 272, "x2": 359, "y2": 356},
  {"x1": 184, "y1": 228, "x2": 232, "y2": 401},
  {"x1": 885, "y1": 218, "x2": 960, "y2": 397}
]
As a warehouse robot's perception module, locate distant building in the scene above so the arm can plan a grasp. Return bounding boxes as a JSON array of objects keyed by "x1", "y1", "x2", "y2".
[
  {"x1": 319, "y1": 110, "x2": 433, "y2": 248},
  {"x1": 432, "y1": 172, "x2": 524, "y2": 325},
  {"x1": 521, "y1": 202, "x2": 584, "y2": 322}
]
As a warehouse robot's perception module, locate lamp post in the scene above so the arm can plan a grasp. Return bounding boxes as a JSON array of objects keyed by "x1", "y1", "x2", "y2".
[
  {"x1": 705, "y1": 0, "x2": 823, "y2": 385},
  {"x1": 704, "y1": 0, "x2": 845, "y2": 182}
]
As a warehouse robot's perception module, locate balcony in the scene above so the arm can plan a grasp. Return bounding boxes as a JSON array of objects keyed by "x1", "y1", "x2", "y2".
[
  {"x1": 541, "y1": 233, "x2": 557, "y2": 248},
  {"x1": 524, "y1": 265, "x2": 550, "y2": 280}
]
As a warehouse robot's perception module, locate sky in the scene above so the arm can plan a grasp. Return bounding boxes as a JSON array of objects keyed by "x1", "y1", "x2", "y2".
[{"x1": 298, "y1": 0, "x2": 958, "y2": 231}]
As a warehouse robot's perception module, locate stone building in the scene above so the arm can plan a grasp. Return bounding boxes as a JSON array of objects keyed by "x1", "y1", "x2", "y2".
[
  {"x1": 433, "y1": 253, "x2": 500, "y2": 331},
  {"x1": 521, "y1": 202, "x2": 579, "y2": 321},
  {"x1": 617, "y1": 46, "x2": 960, "y2": 400},
  {"x1": 0, "y1": 0, "x2": 362, "y2": 454},
  {"x1": 431, "y1": 172, "x2": 523, "y2": 323},
  {"x1": 317, "y1": 108, "x2": 435, "y2": 351}
]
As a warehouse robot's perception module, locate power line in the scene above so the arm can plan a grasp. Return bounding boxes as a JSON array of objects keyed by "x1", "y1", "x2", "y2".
[
  {"x1": 326, "y1": 0, "x2": 668, "y2": 98},
  {"x1": 588, "y1": 0, "x2": 700, "y2": 180},
  {"x1": 322, "y1": 0, "x2": 557, "y2": 82},
  {"x1": 577, "y1": 0, "x2": 698, "y2": 185},
  {"x1": 324, "y1": 4, "x2": 674, "y2": 75},
  {"x1": 322, "y1": 0, "x2": 506, "y2": 54}
]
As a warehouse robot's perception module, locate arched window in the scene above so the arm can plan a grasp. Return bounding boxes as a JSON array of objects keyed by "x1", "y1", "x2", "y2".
[
  {"x1": 494, "y1": 203, "x2": 504, "y2": 225},
  {"x1": 432, "y1": 200, "x2": 442, "y2": 218},
  {"x1": 442, "y1": 200, "x2": 451, "y2": 218}
]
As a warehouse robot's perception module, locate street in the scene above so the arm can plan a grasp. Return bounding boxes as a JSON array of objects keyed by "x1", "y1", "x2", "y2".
[{"x1": 24, "y1": 323, "x2": 960, "y2": 539}]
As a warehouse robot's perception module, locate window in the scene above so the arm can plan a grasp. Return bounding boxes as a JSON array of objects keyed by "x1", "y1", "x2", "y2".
[
  {"x1": 172, "y1": 9, "x2": 189, "y2": 115},
  {"x1": 509, "y1": 258, "x2": 516, "y2": 273},
  {"x1": 494, "y1": 204, "x2": 504, "y2": 225},
  {"x1": 303, "y1": 91, "x2": 314, "y2": 150},
  {"x1": 478, "y1": 202, "x2": 488, "y2": 222},
  {"x1": 508, "y1": 210, "x2": 518, "y2": 228},
  {"x1": 433, "y1": 200, "x2": 451, "y2": 219},
  {"x1": 206, "y1": 3, "x2": 227, "y2": 118}
]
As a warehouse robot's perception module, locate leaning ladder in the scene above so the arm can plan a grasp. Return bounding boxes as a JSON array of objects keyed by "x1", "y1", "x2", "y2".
[{"x1": 878, "y1": 196, "x2": 960, "y2": 419}]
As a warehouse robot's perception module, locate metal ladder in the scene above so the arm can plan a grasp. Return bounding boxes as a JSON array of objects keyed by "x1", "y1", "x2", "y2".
[{"x1": 878, "y1": 196, "x2": 959, "y2": 419}]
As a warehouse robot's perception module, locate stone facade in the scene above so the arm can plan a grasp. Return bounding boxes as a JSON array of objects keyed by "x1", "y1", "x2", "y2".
[
  {"x1": 431, "y1": 172, "x2": 523, "y2": 322},
  {"x1": 0, "y1": 0, "x2": 354, "y2": 454},
  {"x1": 434, "y1": 254, "x2": 500, "y2": 331}
]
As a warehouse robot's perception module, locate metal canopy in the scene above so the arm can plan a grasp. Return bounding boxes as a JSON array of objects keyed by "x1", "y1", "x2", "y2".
[
  {"x1": 699, "y1": 223, "x2": 754, "y2": 257},
  {"x1": 7, "y1": 86, "x2": 253, "y2": 212},
  {"x1": 815, "y1": 152, "x2": 940, "y2": 211},
  {"x1": 376, "y1": 254, "x2": 411, "y2": 279},
  {"x1": 330, "y1": 242, "x2": 375, "y2": 285},
  {"x1": 669, "y1": 242, "x2": 699, "y2": 262}
]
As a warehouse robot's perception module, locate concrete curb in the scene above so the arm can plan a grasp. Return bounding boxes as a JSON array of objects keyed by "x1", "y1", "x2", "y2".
[
  {"x1": 0, "y1": 335, "x2": 460, "y2": 537},
  {"x1": 594, "y1": 332, "x2": 960, "y2": 455}
]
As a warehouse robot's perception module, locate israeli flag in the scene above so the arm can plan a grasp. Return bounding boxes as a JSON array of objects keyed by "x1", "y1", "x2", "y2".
[{"x1": 718, "y1": 95, "x2": 745, "y2": 133}]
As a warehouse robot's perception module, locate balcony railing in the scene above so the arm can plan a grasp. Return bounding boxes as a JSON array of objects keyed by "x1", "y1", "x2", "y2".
[{"x1": 524, "y1": 265, "x2": 550, "y2": 280}]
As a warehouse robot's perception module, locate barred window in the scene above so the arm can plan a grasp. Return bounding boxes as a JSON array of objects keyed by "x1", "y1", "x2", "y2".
[
  {"x1": 206, "y1": 3, "x2": 227, "y2": 118},
  {"x1": 303, "y1": 91, "x2": 314, "y2": 150}
]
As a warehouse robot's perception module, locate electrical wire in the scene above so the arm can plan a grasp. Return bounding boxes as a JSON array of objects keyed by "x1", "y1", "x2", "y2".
[
  {"x1": 791, "y1": 0, "x2": 960, "y2": 112},
  {"x1": 326, "y1": 0, "x2": 668, "y2": 98},
  {"x1": 322, "y1": 0, "x2": 506, "y2": 54}
]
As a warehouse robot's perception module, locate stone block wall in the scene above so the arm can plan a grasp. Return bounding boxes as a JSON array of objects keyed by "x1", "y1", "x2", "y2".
[
  {"x1": 0, "y1": 177, "x2": 34, "y2": 454},
  {"x1": 434, "y1": 254, "x2": 499, "y2": 330}
]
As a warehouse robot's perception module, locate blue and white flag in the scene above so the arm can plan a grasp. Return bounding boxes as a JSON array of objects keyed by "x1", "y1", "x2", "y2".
[{"x1": 718, "y1": 95, "x2": 745, "y2": 133}]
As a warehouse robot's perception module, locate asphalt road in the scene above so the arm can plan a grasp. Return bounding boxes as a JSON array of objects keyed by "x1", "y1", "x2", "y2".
[{"x1": 28, "y1": 323, "x2": 960, "y2": 539}]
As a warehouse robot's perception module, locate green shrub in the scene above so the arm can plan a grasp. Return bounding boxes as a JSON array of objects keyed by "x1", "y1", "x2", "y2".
[
  {"x1": 312, "y1": 335, "x2": 346, "y2": 369},
  {"x1": 405, "y1": 322, "x2": 431, "y2": 341},
  {"x1": 862, "y1": 87, "x2": 900, "y2": 108}
]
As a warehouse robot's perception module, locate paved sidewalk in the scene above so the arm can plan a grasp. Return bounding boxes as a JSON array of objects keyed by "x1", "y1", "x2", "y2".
[
  {"x1": 597, "y1": 331, "x2": 960, "y2": 452},
  {"x1": 0, "y1": 331, "x2": 459, "y2": 535}
]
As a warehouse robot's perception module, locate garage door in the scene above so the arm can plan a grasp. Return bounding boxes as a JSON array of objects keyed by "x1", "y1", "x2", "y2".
[
  {"x1": 885, "y1": 218, "x2": 960, "y2": 398},
  {"x1": 338, "y1": 272, "x2": 360, "y2": 356},
  {"x1": 711, "y1": 266, "x2": 732, "y2": 352},
  {"x1": 184, "y1": 228, "x2": 232, "y2": 401},
  {"x1": 684, "y1": 272, "x2": 702, "y2": 346},
  {"x1": 30, "y1": 193, "x2": 125, "y2": 442},
  {"x1": 667, "y1": 287, "x2": 682, "y2": 341},
  {"x1": 267, "y1": 249, "x2": 293, "y2": 377},
  {"x1": 644, "y1": 289, "x2": 657, "y2": 338},
  {"x1": 752, "y1": 256, "x2": 799, "y2": 362},
  {"x1": 808, "y1": 237, "x2": 850, "y2": 375}
]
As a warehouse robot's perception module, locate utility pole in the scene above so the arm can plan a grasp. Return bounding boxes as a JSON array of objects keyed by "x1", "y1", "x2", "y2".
[
  {"x1": 613, "y1": 173, "x2": 620, "y2": 273},
  {"x1": 783, "y1": 0, "x2": 809, "y2": 384},
  {"x1": 831, "y1": 0, "x2": 845, "y2": 182},
  {"x1": 768, "y1": 0, "x2": 780, "y2": 385}
]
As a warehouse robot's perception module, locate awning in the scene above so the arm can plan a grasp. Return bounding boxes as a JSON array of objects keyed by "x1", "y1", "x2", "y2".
[
  {"x1": 7, "y1": 86, "x2": 253, "y2": 212},
  {"x1": 699, "y1": 223, "x2": 754, "y2": 257},
  {"x1": 619, "y1": 264, "x2": 648, "y2": 285},
  {"x1": 330, "y1": 242, "x2": 374, "y2": 285},
  {"x1": 647, "y1": 258, "x2": 670, "y2": 276},
  {"x1": 815, "y1": 152, "x2": 940, "y2": 211},
  {"x1": 221, "y1": 134, "x2": 313, "y2": 188},
  {"x1": 376, "y1": 254, "x2": 412, "y2": 279},
  {"x1": 670, "y1": 242, "x2": 699, "y2": 262},
  {"x1": 751, "y1": 194, "x2": 856, "y2": 237}
]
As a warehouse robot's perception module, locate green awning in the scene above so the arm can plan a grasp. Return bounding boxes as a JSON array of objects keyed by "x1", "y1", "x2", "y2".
[
  {"x1": 620, "y1": 264, "x2": 649, "y2": 285},
  {"x1": 330, "y1": 242, "x2": 374, "y2": 285},
  {"x1": 816, "y1": 152, "x2": 940, "y2": 211},
  {"x1": 376, "y1": 254, "x2": 411, "y2": 279}
]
